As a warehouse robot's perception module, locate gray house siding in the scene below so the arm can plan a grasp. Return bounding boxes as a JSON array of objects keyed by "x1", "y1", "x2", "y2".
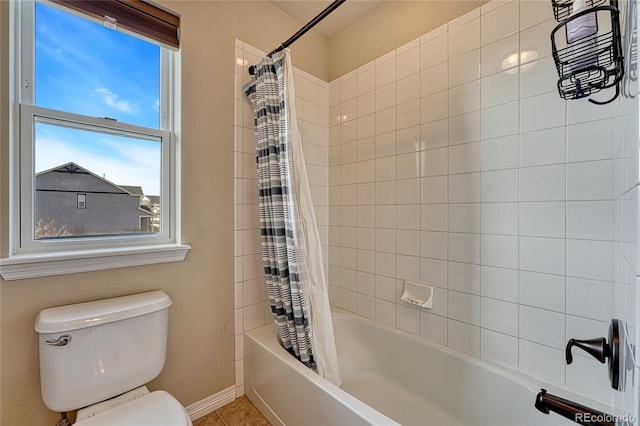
[{"x1": 35, "y1": 163, "x2": 153, "y2": 237}]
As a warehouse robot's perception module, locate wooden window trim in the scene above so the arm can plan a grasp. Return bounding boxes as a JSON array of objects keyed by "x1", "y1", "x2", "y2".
[{"x1": 49, "y1": 0, "x2": 180, "y2": 48}]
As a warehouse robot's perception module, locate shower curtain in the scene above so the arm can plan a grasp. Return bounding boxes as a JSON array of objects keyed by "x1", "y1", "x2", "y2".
[{"x1": 244, "y1": 50, "x2": 341, "y2": 386}]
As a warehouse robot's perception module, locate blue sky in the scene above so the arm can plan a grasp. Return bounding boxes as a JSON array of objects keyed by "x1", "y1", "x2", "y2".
[{"x1": 34, "y1": 2, "x2": 162, "y2": 195}]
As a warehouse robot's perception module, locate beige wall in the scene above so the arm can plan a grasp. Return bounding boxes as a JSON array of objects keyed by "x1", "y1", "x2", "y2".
[
  {"x1": 0, "y1": 1, "x2": 328, "y2": 425},
  {"x1": 328, "y1": 0, "x2": 488, "y2": 80}
]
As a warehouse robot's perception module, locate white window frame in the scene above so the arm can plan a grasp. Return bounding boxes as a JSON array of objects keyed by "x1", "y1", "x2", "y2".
[
  {"x1": 1, "y1": 0, "x2": 189, "y2": 280},
  {"x1": 77, "y1": 194, "x2": 86, "y2": 209}
]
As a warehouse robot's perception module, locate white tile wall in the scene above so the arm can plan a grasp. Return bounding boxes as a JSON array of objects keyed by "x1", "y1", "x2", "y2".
[
  {"x1": 612, "y1": 14, "x2": 639, "y2": 411},
  {"x1": 327, "y1": 0, "x2": 636, "y2": 408}
]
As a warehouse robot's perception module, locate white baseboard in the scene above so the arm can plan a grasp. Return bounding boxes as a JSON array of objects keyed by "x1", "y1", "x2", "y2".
[{"x1": 185, "y1": 385, "x2": 236, "y2": 421}]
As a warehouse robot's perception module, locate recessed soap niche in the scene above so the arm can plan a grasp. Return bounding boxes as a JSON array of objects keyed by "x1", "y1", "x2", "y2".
[{"x1": 401, "y1": 281, "x2": 434, "y2": 309}]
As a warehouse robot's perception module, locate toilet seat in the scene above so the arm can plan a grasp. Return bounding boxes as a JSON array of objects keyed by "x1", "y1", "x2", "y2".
[{"x1": 75, "y1": 390, "x2": 192, "y2": 426}]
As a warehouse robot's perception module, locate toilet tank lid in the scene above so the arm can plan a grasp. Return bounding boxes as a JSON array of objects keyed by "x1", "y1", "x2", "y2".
[{"x1": 35, "y1": 291, "x2": 172, "y2": 333}]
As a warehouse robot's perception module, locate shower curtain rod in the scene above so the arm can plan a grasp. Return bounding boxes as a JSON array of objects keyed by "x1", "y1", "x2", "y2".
[{"x1": 248, "y1": 0, "x2": 347, "y2": 75}]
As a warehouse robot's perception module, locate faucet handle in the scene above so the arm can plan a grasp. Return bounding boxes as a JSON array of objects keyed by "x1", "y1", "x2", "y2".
[
  {"x1": 565, "y1": 319, "x2": 623, "y2": 391},
  {"x1": 565, "y1": 337, "x2": 608, "y2": 364}
]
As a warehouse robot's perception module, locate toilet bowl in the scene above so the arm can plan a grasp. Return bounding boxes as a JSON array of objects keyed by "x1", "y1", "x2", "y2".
[{"x1": 35, "y1": 291, "x2": 192, "y2": 425}]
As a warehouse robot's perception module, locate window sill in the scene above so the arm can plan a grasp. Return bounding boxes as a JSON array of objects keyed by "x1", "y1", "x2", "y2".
[{"x1": 0, "y1": 244, "x2": 191, "y2": 281}]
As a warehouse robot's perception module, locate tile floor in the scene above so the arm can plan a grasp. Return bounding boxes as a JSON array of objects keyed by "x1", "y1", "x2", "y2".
[{"x1": 192, "y1": 396, "x2": 271, "y2": 426}]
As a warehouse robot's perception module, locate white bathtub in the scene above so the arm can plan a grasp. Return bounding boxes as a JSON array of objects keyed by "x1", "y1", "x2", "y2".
[{"x1": 244, "y1": 310, "x2": 610, "y2": 426}]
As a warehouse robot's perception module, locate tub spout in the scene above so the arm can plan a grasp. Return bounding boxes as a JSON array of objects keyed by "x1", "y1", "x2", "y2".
[{"x1": 535, "y1": 389, "x2": 618, "y2": 426}]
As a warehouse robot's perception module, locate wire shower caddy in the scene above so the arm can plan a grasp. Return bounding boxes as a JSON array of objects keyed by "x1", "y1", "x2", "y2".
[{"x1": 550, "y1": 0, "x2": 624, "y2": 104}]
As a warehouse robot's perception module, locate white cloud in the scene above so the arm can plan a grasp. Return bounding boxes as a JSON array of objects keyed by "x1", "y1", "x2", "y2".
[{"x1": 95, "y1": 87, "x2": 138, "y2": 115}]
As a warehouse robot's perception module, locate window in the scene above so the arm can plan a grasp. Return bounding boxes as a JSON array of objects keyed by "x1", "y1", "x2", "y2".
[{"x1": 1, "y1": 0, "x2": 189, "y2": 280}]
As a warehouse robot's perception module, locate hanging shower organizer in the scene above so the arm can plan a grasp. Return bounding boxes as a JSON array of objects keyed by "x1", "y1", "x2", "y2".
[{"x1": 550, "y1": 0, "x2": 624, "y2": 104}]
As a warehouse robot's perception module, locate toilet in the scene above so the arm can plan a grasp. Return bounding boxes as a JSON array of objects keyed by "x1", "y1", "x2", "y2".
[{"x1": 35, "y1": 291, "x2": 192, "y2": 425}]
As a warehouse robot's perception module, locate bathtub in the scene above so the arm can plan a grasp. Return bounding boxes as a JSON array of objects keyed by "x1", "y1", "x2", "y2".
[{"x1": 244, "y1": 310, "x2": 610, "y2": 425}]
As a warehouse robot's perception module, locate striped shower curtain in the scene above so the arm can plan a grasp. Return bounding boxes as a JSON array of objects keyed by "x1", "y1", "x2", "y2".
[{"x1": 244, "y1": 50, "x2": 340, "y2": 386}]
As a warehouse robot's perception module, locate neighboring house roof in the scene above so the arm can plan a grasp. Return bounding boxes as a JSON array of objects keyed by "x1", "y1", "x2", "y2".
[
  {"x1": 119, "y1": 185, "x2": 144, "y2": 197},
  {"x1": 138, "y1": 205, "x2": 153, "y2": 215},
  {"x1": 36, "y1": 162, "x2": 132, "y2": 195},
  {"x1": 148, "y1": 195, "x2": 160, "y2": 205}
]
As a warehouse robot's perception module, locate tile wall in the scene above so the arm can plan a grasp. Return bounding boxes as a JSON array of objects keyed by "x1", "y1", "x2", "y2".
[
  {"x1": 612, "y1": 0, "x2": 639, "y2": 418},
  {"x1": 327, "y1": 0, "x2": 632, "y2": 406},
  {"x1": 233, "y1": 40, "x2": 330, "y2": 396}
]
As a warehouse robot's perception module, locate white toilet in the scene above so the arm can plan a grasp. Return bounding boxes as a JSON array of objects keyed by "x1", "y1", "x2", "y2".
[{"x1": 35, "y1": 290, "x2": 192, "y2": 425}]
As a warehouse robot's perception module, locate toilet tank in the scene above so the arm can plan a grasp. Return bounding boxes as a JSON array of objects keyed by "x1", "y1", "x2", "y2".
[{"x1": 35, "y1": 291, "x2": 172, "y2": 412}]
